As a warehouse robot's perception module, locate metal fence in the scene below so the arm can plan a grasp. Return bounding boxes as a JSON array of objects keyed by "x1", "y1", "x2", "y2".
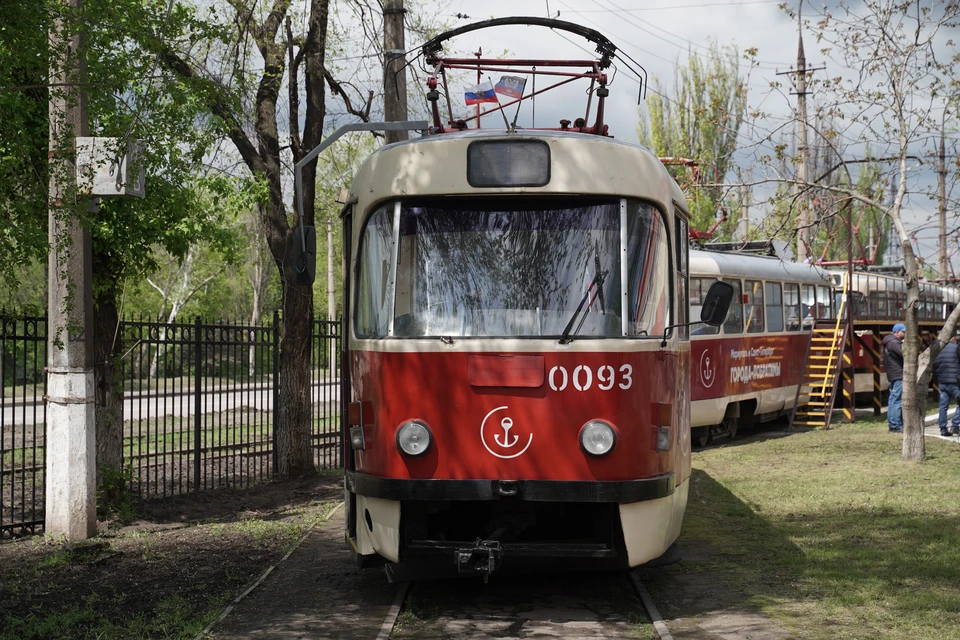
[
  {"x1": 1, "y1": 311, "x2": 342, "y2": 538},
  {"x1": 0, "y1": 315, "x2": 47, "y2": 538}
]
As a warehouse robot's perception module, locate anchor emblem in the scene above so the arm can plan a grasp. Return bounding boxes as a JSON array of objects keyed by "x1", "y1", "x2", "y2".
[
  {"x1": 699, "y1": 349, "x2": 717, "y2": 388},
  {"x1": 480, "y1": 406, "x2": 533, "y2": 459},
  {"x1": 494, "y1": 417, "x2": 520, "y2": 448}
]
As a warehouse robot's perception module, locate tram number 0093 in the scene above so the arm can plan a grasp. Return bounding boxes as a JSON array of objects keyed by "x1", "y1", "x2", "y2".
[{"x1": 548, "y1": 364, "x2": 633, "y2": 391}]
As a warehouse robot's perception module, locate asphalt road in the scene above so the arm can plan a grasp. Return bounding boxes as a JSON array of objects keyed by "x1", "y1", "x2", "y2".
[{"x1": 1, "y1": 380, "x2": 340, "y2": 427}]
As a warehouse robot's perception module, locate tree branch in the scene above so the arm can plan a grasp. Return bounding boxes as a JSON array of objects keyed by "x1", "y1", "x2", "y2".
[
  {"x1": 157, "y1": 49, "x2": 266, "y2": 177},
  {"x1": 323, "y1": 69, "x2": 374, "y2": 120},
  {"x1": 286, "y1": 17, "x2": 302, "y2": 158}
]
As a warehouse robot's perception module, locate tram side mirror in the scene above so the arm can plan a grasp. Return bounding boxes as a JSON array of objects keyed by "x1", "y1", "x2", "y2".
[
  {"x1": 701, "y1": 281, "x2": 735, "y2": 326},
  {"x1": 293, "y1": 225, "x2": 316, "y2": 285}
]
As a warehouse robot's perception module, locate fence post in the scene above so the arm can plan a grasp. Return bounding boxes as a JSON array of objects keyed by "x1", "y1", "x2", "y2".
[
  {"x1": 193, "y1": 316, "x2": 202, "y2": 492},
  {"x1": 272, "y1": 310, "x2": 280, "y2": 475}
]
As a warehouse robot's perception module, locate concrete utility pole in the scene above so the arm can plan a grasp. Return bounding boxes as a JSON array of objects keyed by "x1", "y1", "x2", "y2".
[
  {"x1": 383, "y1": 0, "x2": 408, "y2": 144},
  {"x1": 47, "y1": 0, "x2": 96, "y2": 540},
  {"x1": 327, "y1": 220, "x2": 335, "y2": 321},
  {"x1": 740, "y1": 185, "x2": 751, "y2": 241},
  {"x1": 938, "y1": 126, "x2": 949, "y2": 279},
  {"x1": 795, "y1": 25, "x2": 811, "y2": 263}
]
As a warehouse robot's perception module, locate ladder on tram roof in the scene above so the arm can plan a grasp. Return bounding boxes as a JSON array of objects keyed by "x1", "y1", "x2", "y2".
[{"x1": 790, "y1": 282, "x2": 849, "y2": 431}]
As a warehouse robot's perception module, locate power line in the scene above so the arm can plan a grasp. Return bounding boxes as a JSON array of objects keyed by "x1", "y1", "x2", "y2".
[
  {"x1": 575, "y1": 0, "x2": 780, "y2": 11},
  {"x1": 553, "y1": 0, "x2": 774, "y2": 91},
  {"x1": 584, "y1": 0, "x2": 792, "y2": 69}
]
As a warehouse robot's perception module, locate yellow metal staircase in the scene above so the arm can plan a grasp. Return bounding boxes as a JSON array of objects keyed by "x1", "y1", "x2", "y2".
[{"x1": 790, "y1": 286, "x2": 849, "y2": 430}]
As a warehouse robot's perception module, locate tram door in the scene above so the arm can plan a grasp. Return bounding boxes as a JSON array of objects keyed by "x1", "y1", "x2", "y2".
[{"x1": 341, "y1": 208, "x2": 356, "y2": 543}]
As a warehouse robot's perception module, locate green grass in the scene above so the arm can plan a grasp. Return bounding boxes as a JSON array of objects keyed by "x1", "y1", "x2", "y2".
[
  {"x1": 2, "y1": 499, "x2": 341, "y2": 640},
  {"x1": 680, "y1": 417, "x2": 960, "y2": 640}
]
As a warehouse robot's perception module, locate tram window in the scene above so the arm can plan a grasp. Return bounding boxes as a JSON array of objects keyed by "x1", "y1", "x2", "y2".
[
  {"x1": 744, "y1": 280, "x2": 764, "y2": 333},
  {"x1": 817, "y1": 285, "x2": 833, "y2": 319},
  {"x1": 784, "y1": 283, "x2": 801, "y2": 331},
  {"x1": 385, "y1": 198, "x2": 632, "y2": 338},
  {"x1": 801, "y1": 284, "x2": 816, "y2": 328},
  {"x1": 627, "y1": 202, "x2": 670, "y2": 337},
  {"x1": 765, "y1": 282, "x2": 784, "y2": 332},
  {"x1": 354, "y1": 206, "x2": 395, "y2": 337},
  {"x1": 853, "y1": 291, "x2": 868, "y2": 317},
  {"x1": 722, "y1": 279, "x2": 744, "y2": 334},
  {"x1": 689, "y1": 278, "x2": 720, "y2": 335}
]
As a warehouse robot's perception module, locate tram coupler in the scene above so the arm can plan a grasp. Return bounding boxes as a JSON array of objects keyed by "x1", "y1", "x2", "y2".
[{"x1": 455, "y1": 538, "x2": 502, "y2": 577}]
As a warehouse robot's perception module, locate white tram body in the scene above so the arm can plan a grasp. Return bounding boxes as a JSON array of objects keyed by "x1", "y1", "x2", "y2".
[{"x1": 688, "y1": 250, "x2": 836, "y2": 439}]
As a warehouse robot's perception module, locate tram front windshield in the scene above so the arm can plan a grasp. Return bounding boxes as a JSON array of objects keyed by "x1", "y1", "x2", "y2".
[{"x1": 355, "y1": 198, "x2": 669, "y2": 338}]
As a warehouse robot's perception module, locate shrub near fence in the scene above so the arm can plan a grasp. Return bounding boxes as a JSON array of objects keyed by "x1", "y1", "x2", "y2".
[{"x1": 0, "y1": 311, "x2": 342, "y2": 538}]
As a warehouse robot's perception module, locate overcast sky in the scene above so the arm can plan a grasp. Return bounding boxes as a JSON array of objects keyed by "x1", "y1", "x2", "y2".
[
  {"x1": 442, "y1": 0, "x2": 796, "y2": 144},
  {"x1": 405, "y1": 0, "x2": 958, "y2": 272}
]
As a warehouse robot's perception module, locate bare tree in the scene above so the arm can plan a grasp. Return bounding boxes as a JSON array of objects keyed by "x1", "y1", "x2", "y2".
[
  {"x1": 750, "y1": 0, "x2": 960, "y2": 461},
  {"x1": 155, "y1": 0, "x2": 375, "y2": 475},
  {"x1": 146, "y1": 245, "x2": 224, "y2": 379}
]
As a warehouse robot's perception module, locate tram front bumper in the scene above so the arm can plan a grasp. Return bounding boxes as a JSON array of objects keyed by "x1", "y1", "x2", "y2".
[{"x1": 345, "y1": 471, "x2": 676, "y2": 503}]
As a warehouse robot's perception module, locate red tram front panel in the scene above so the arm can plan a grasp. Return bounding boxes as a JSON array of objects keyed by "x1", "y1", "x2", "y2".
[{"x1": 350, "y1": 349, "x2": 686, "y2": 483}]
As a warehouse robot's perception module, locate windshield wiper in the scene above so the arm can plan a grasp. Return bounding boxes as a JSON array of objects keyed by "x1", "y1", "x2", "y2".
[{"x1": 559, "y1": 251, "x2": 608, "y2": 344}]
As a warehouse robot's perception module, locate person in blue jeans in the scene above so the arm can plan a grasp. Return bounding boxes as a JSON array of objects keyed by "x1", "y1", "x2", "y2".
[
  {"x1": 933, "y1": 333, "x2": 960, "y2": 436},
  {"x1": 882, "y1": 323, "x2": 906, "y2": 432}
]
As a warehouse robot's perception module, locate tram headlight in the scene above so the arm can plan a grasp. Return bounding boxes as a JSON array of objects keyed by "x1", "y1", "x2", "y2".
[
  {"x1": 579, "y1": 420, "x2": 617, "y2": 457},
  {"x1": 396, "y1": 420, "x2": 432, "y2": 457}
]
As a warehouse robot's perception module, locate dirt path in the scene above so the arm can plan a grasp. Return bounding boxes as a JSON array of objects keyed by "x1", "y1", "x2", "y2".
[{"x1": 207, "y1": 507, "x2": 400, "y2": 639}]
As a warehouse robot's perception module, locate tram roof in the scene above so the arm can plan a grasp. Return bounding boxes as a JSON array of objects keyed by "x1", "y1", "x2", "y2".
[
  {"x1": 347, "y1": 129, "x2": 686, "y2": 218},
  {"x1": 690, "y1": 249, "x2": 835, "y2": 285}
]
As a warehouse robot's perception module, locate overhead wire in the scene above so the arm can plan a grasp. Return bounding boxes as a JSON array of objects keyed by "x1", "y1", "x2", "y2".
[
  {"x1": 575, "y1": 0, "x2": 781, "y2": 11},
  {"x1": 585, "y1": 0, "x2": 793, "y2": 69}
]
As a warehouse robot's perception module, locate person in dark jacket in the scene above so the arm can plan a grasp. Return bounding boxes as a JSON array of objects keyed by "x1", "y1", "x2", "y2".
[
  {"x1": 882, "y1": 323, "x2": 906, "y2": 433},
  {"x1": 933, "y1": 334, "x2": 960, "y2": 437}
]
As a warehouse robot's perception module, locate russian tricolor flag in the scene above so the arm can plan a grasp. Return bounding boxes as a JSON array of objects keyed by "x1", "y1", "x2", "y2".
[{"x1": 464, "y1": 80, "x2": 498, "y2": 105}]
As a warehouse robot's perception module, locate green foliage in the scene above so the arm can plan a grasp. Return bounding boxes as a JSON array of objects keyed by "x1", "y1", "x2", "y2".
[
  {"x1": 97, "y1": 463, "x2": 137, "y2": 520},
  {"x1": 0, "y1": 1, "x2": 50, "y2": 289},
  {"x1": 0, "y1": 0, "x2": 244, "y2": 310},
  {"x1": 762, "y1": 139, "x2": 890, "y2": 263},
  {"x1": 637, "y1": 43, "x2": 749, "y2": 237}
]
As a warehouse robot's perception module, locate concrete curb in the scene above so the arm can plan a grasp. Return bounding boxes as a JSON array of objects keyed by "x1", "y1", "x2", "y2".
[{"x1": 195, "y1": 500, "x2": 344, "y2": 640}]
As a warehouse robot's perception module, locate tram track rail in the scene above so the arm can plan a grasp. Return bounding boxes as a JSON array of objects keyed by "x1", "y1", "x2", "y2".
[{"x1": 378, "y1": 569, "x2": 673, "y2": 640}]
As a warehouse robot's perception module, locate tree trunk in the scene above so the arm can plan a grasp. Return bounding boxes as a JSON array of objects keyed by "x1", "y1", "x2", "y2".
[
  {"x1": 93, "y1": 284, "x2": 125, "y2": 507},
  {"x1": 248, "y1": 231, "x2": 269, "y2": 376},
  {"x1": 900, "y1": 241, "x2": 925, "y2": 461},
  {"x1": 276, "y1": 237, "x2": 315, "y2": 477}
]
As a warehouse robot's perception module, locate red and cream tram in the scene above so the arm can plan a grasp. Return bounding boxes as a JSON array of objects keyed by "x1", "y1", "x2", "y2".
[
  {"x1": 688, "y1": 250, "x2": 836, "y2": 445},
  {"x1": 338, "y1": 19, "x2": 730, "y2": 577},
  {"x1": 834, "y1": 270, "x2": 959, "y2": 394}
]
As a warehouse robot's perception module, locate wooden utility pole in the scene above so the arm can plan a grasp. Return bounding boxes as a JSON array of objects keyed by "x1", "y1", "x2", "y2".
[
  {"x1": 47, "y1": 0, "x2": 97, "y2": 540},
  {"x1": 383, "y1": 0, "x2": 408, "y2": 144},
  {"x1": 938, "y1": 127, "x2": 949, "y2": 279}
]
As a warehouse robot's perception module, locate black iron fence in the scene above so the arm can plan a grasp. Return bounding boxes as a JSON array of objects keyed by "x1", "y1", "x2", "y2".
[
  {"x1": 1, "y1": 311, "x2": 342, "y2": 538},
  {"x1": 0, "y1": 314, "x2": 47, "y2": 538}
]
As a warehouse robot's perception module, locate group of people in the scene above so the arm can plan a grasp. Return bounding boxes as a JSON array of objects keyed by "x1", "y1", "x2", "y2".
[{"x1": 882, "y1": 322, "x2": 960, "y2": 436}]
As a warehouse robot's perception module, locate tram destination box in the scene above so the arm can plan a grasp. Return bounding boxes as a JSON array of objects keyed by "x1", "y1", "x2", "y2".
[{"x1": 76, "y1": 137, "x2": 145, "y2": 198}]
